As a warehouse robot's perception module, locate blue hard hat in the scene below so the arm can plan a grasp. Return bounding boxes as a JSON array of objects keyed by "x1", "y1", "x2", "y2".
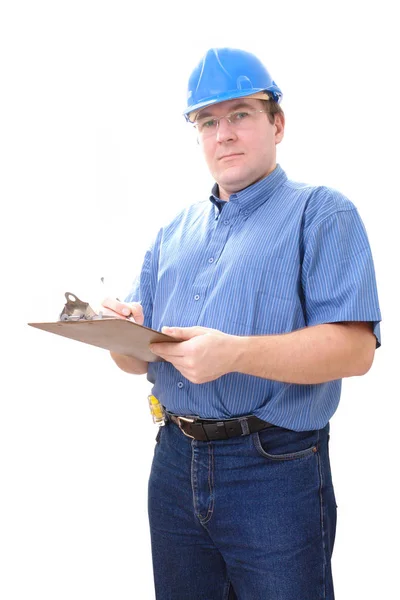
[{"x1": 184, "y1": 47, "x2": 282, "y2": 121}]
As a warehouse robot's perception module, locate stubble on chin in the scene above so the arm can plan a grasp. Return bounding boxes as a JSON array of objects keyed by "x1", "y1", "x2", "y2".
[{"x1": 217, "y1": 166, "x2": 256, "y2": 196}]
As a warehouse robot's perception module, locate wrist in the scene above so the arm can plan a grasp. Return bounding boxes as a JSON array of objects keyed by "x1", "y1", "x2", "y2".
[{"x1": 229, "y1": 334, "x2": 250, "y2": 373}]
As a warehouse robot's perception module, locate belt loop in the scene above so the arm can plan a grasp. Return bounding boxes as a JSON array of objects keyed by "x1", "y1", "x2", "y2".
[{"x1": 239, "y1": 417, "x2": 250, "y2": 436}]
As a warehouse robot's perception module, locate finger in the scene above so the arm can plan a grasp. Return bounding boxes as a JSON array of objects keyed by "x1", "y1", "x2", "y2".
[
  {"x1": 125, "y1": 302, "x2": 144, "y2": 324},
  {"x1": 150, "y1": 343, "x2": 185, "y2": 357},
  {"x1": 101, "y1": 296, "x2": 124, "y2": 312},
  {"x1": 161, "y1": 326, "x2": 207, "y2": 340},
  {"x1": 150, "y1": 352, "x2": 190, "y2": 374},
  {"x1": 101, "y1": 298, "x2": 144, "y2": 323}
]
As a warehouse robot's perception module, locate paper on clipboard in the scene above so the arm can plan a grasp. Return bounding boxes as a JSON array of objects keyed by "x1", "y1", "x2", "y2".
[{"x1": 28, "y1": 292, "x2": 179, "y2": 362}]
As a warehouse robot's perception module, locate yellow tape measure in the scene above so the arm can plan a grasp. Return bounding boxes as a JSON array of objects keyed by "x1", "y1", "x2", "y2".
[{"x1": 148, "y1": 395, "x2": 166, "y2": 425}]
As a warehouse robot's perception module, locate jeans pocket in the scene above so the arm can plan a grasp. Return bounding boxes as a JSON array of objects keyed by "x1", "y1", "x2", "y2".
[{"x1": 252, "y1": 428, "x2": 319, "y2": 461}]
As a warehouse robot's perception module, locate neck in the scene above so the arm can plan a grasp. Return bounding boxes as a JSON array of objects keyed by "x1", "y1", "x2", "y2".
[{"x1": 218, "y1": 164, "x2": 278, "y2": 201}]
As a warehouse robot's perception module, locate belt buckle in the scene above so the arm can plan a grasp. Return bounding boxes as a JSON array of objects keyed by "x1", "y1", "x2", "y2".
[{"x1": 176, "y1": 416, "x2": 196, "y2": 439}]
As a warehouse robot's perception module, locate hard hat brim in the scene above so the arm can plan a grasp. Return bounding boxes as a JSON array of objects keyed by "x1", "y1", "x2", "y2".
[{"x1": 184, "y1": 88, "x2": 282, "y2": 122}]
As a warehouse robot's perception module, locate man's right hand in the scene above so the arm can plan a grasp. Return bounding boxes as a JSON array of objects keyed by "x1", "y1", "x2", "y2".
[
  {"x1": 101, "y1": 297, "x2": 148, "y2": 375},
  {"x1": 100, "y1": 297, "x2": 145, "y2": 326}
]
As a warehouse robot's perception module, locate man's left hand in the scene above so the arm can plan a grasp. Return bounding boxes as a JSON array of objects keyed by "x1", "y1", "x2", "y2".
[{"x1": 149, "y1": 326, "x2": 238, "y2": 384}]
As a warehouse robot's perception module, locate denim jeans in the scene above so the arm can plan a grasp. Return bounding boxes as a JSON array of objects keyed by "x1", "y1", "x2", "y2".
[{"x1": 148, "y1": 420, "x2": 336, "y2": 600}]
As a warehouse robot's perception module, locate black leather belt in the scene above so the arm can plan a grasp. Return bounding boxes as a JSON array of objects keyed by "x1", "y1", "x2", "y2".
[{"x1": 166, "y1": 411, "x2": 275, "y2": 441}]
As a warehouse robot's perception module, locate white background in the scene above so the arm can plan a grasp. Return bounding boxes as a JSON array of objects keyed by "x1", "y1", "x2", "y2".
[{"x1": 1, "y1": 1, "x2": 398, "y2": 598}]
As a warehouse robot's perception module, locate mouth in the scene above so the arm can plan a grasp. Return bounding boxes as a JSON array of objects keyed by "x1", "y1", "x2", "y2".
[{"x1": 218, "y1": 153, "x2": 244, "y2": 161}]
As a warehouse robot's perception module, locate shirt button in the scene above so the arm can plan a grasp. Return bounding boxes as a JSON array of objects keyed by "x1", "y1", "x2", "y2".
[
  {"x1": 177, "y1": 382, "x2": 184, "y2": 389},
  {"x1": 208, "y1": 257, "x2": 214, "y2": 263},
  {"x1": 223, "y1": 220, "x2": 230, "y2": 225},
  {"x1": 194, "y1": 294, "x2": 200, "y2": 301}
]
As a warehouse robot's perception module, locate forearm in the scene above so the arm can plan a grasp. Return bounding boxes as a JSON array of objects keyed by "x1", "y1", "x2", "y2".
[
  {"x1": 110, "y1": 352, "x2": 148, "y2": 375},
  {"x1": 232, "y1": 322, "x2": 376, "y2": 384}
]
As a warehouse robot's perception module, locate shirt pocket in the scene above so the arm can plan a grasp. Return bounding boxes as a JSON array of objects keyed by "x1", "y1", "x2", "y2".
[
  {"x1": 231, "y1": 288, "x2": 300, "y2": 336},
  {"x1": 254, "y1": 290, "x2": 298, "y2": 334}
]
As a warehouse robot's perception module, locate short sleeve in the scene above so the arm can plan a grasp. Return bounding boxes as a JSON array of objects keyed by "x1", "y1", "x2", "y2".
[{"x1": 302, "y1": 208, "x2": 382, "y2": 347}]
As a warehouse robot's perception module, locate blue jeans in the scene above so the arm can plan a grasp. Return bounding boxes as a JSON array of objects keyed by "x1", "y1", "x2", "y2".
[{"x1": 148, "y1": 420, "x2": 336, "y2": 599}]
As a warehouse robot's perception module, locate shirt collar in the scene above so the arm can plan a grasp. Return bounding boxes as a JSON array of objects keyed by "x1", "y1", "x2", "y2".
[{"x1": 209, "y1": 164, "x2": 287, "y2": 218}]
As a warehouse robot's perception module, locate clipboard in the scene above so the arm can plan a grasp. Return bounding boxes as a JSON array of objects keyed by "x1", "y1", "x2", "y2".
[
  {"x1": 28, "y1": 318, "x2": 177, "y2": 362},
  {"x1": 28, "y1": 292, "x2": 178, "y2": 363}
]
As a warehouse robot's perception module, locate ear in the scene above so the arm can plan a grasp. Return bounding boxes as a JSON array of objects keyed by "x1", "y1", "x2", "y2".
[{"x1": 274, "y1": 113, "x2": 285, "y2": 145}]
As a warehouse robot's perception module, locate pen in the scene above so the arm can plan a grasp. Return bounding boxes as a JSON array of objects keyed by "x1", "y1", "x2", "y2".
[{"x1": 101, "y1": 277, "x2": 137, "y2": 323}]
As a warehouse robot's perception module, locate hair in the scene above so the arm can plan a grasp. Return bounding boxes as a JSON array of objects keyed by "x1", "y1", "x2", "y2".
[{"x1": 262, "y1": 98, "x2": 284, "y2": 124}]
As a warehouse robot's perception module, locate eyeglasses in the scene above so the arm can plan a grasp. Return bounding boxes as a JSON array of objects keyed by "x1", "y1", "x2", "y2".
[{"x1": 193, "y1": 109, "x2": 268, "y2": 138}]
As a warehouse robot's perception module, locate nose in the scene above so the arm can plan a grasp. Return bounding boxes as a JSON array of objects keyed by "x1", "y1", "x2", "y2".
[{"x1": 216, "y1": 116, "x2": 237, "y2": 143}]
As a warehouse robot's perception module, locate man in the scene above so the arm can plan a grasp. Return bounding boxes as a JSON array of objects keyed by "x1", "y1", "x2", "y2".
[{"x1": 103, "y1": 48, "x2": 381, "y2": 599}]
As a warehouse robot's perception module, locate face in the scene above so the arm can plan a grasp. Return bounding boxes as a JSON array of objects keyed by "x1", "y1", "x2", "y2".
[{"x1": 196, "y1": 98, "x2": 285, "y2": 201}]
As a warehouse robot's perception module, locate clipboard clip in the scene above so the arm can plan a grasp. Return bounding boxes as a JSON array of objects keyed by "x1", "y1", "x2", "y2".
[{"x1": 59, "y1": 292, "x2": 109, "y2": 322}]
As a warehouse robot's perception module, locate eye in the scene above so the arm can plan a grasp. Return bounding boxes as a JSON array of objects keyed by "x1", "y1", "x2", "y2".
[
  {"x1": 232, "y1": 111, "x2": 250, "y2": 122},
  {"x1": 198, "y1": 118, "x2": 217, "y2": 132},
  {"x1": 203, "y1": 119, "x2": 217, "y2": 129}
]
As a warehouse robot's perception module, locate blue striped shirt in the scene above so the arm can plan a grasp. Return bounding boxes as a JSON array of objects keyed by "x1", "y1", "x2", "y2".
[{"x1": 126, "y1": 165, "x2": 381, "y2": 431}]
